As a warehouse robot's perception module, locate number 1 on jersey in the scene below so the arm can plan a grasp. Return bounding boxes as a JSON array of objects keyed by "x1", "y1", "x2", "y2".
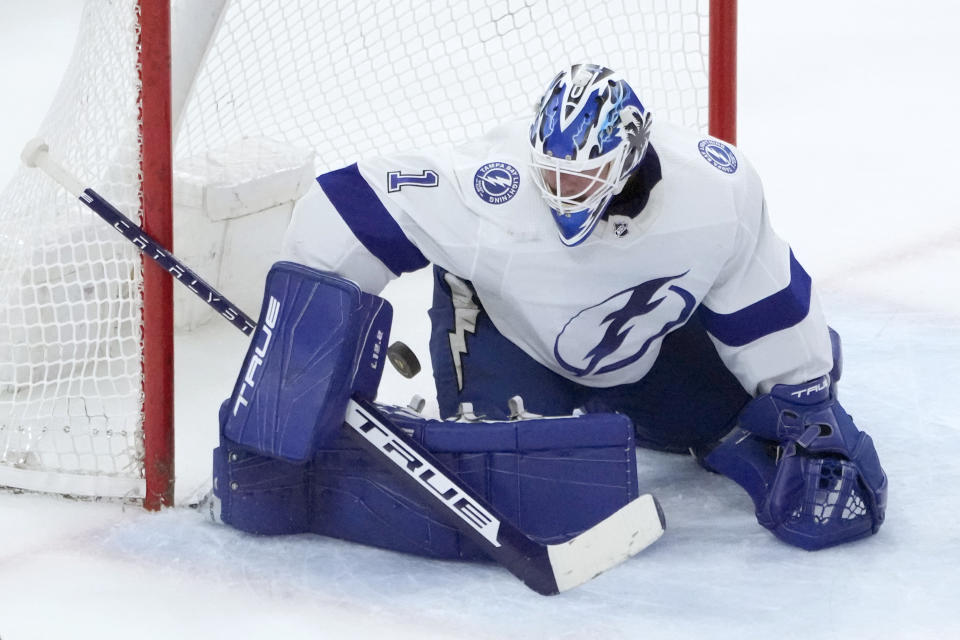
[{"x1": 387, "y1": 170, "x2": 439, "y2": 192}]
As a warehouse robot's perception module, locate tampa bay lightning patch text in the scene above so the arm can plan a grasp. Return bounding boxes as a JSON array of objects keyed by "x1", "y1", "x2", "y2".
[
  {"x1": 698, "y1": 139, "x2": 738, "y2": 174},
  {"x1": 474, "y1": 162, "x2": 520, "y2": 204}
]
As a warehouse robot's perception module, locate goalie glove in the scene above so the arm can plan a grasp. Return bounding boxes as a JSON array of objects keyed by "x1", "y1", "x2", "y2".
[{"x1": 697, "y1": 375, "x2": 887, "y2": 550}]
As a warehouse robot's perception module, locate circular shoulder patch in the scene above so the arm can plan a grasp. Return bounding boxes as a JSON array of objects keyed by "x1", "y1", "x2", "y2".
[
  {"x1": 698, "y1": 139, "x2": 738, "y2": 174},
  {"x1": 474, "y1": 162, "x2": 520, "y2": 204}
]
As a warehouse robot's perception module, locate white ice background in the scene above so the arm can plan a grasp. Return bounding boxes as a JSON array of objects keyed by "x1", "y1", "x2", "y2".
[{"x1": 1, "y1": 1, "x2": 959, "y2": 638}]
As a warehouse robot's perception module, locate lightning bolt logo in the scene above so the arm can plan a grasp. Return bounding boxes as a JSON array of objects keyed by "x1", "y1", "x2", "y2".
[
  {"x1": 473, "y1": 162, "x2": 520, "y2": 205},
  {"x1": 554, "y1": 274, "x2": 696, "y2": 377},
  {"x1": 482, "y1": 174, "x2": 514, "y2": 189},
  {"x1": 698, "y1": 139, "x2": 739, "y2": 174},
  {"x1": 444, "y1": 272, "x2": 479, "y2": 390}
]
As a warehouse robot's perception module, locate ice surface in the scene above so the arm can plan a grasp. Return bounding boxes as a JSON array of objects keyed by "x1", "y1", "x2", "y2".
[{"x1": 2, "y1": 1, "x2": 959, "y2": 638}]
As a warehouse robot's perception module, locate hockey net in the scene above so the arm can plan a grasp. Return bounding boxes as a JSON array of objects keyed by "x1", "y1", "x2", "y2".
[{"x1": 0, "y1": 0, "x2": 735, "y2": 505}]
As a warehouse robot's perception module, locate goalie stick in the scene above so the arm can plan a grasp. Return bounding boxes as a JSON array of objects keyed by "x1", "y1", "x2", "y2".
[{"x1": 21, "y1": 138, "x2": 666, "y2": 595}]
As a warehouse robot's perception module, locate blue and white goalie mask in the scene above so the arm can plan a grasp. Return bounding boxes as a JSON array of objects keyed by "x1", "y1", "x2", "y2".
[{"x1": 529, "y1": 64, "x2": 653, "y2": 246}]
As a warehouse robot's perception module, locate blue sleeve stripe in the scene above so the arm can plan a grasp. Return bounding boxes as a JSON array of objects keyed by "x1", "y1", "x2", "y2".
[
  {"x1": 699, "y1": 250, "x2": 812, "y2": 347},
  {"x1": 316, "y1": 163, "x2": 429, "y2": 276}
]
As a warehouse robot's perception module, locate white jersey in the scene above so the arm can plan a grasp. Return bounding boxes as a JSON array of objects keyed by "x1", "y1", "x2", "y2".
[{"x1": 283, "y1": 119, "x2": 832, "y2": 395}]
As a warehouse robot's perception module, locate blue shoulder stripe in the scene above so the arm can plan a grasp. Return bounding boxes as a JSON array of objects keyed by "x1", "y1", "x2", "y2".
[
  {"x1": 699, "y1": 250, "x2": 812, "y2": 347},
  {"x1": 316, "y1": 163, "x2": 429, "y2": 276}
]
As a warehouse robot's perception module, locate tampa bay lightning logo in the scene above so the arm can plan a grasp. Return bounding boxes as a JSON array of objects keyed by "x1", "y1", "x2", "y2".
[
  {"x1": 554, "y1": 274, "x2": 696, "y2": 377},
  {"x1": 698, "y1": 139, "x2": 738, "y2": 174},
  {"x1": 474, "y1": 162, "x2": 520, "y2": 204}
]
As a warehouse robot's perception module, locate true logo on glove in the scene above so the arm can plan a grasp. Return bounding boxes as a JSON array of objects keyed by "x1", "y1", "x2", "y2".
[
  {"x1": 232, "y1": 296, "x2": 281, "y2": 416},
  {"x1": 788, "y1": 376, "x2": 829, "y2": 400}
]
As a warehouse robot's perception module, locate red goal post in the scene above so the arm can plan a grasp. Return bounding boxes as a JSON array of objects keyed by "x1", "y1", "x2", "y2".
[
  {"x1": 709, "y1": 0, "x2": 738, "y2": 145},
  {"x1": 0, "y1": 0, "x2": 736, "y2": 508},
  {"x1": 140, "y1": 0, "x2": 175, "y2": 509}
]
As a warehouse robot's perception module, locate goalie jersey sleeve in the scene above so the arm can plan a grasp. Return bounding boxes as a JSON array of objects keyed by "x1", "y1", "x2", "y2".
[
  {"x1": 281, "y1": 143, "x2": 470, "y2": 294},
  {"x1": 281, "y1": 182, "x2": 403, "y2": 294},
  {"x1": 697, "y1": 171, "x2": 834, "y2": 394}
]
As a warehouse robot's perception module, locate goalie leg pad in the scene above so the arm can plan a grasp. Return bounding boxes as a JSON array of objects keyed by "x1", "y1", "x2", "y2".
[
  {"x1": 212, "y1": 434, "x2": 312, "y2": 535},
  {"x1": 222, "y1": 261, "x2": 392, "y2": 462},
  {"x1": 309, "y1": 406, "x2": 639, "y2": 559}
]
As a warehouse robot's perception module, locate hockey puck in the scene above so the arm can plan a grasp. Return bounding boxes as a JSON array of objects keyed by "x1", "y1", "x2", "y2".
[{"x1": 387, "y1": 341, "x2": 421, "y2": 378}]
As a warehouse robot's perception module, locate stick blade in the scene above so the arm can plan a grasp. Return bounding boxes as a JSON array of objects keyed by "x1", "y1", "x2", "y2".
[{"x1": 547, "y1": 493, "x2": 665, "y2": 593}]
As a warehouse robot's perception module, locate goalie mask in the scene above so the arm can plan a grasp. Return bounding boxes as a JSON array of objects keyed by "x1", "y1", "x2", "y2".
[{"x1": 529, "y1": 64, "x2": 653, "y2": 246}]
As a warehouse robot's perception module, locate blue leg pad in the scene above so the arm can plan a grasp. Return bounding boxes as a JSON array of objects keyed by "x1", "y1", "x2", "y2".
[
  {"x1": 215, "y1": 400, "x2": 640, "y2": 558},
  {"x1": 309, "y1": 406, "x2": 639, "y2": 559},
  {"x1": 223, "y1": 262, "x2": 392, "y2": 462},
  {"x1": 213, "y1": 436, "x2": 311, "y2": 535}
]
